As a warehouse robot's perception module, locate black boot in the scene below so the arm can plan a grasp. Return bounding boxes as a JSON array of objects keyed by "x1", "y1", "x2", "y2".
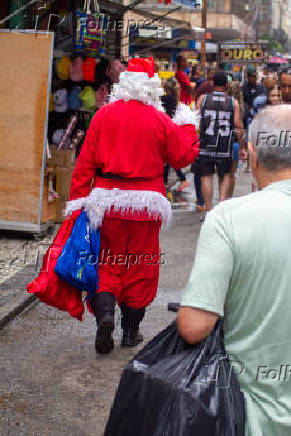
[
  {"x1": 120, "y1": 304, "x2": 145, "y2": 347},
  {"x1": 91, "y1": 292, "x2": 115, "y2": 355}
]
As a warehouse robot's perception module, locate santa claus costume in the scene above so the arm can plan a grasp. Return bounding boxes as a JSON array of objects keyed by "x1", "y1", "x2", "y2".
[{"x1": 65, "y1": 57, "x2": 199, "y2": 354}]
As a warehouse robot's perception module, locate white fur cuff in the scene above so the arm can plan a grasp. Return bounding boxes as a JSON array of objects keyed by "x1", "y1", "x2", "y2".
[{"x1": 173, "y1": 104, "x2": 200, "y2": 128}]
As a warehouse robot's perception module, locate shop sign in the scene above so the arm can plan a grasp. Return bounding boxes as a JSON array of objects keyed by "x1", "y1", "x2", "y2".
[
  {"x1": 138, "y1": 27, "x2": 172, "y2": 39},
  {"x1": 172, "y1": 0, "x2": 202, "y2": 8},
  {"x1": 219, "y1": 44, "x2": 267, "y2": 63}
]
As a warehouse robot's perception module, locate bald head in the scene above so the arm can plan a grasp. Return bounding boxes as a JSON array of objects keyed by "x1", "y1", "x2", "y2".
[{"x1": 249, "y1": 105, "x2": 291, "y2": 171}]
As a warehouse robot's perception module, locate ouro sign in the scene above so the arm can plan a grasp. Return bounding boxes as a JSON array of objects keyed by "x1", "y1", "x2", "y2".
[{"x1": 219, "y1": 44, "x2": 267, "y2": 63}]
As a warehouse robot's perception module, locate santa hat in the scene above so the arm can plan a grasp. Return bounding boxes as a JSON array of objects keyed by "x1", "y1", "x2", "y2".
[
  {"x1": 109, "y1": 57, "x2": 164, "y2": 111},
  {"x1": 127, "y1": 57, "x2": 155, "y2": 77}
]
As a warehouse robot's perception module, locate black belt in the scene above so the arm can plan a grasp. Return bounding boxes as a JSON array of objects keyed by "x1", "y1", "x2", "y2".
[{"x1": 95, "y1": 168, "x2": 125, "y2": 180}]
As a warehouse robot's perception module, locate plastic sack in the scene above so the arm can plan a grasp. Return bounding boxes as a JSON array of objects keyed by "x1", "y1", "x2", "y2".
[
  {"x1": 55, "y1": 211, "x2": 100, "y2": 296},
  {"x1": 104, "y1": 321, "x2": 245, "y2": 436},
  {"x1": 27, "y1": 215, "x2": 84, "y2": 321}
]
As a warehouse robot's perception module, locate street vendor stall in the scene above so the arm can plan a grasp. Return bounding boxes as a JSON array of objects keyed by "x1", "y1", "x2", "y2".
[
  {"x1": 0, "y1": 0, "x2": 123, "y2": 233},
  {"x1": 0, "y1": 30, "x2": 55, "y2": 232}
]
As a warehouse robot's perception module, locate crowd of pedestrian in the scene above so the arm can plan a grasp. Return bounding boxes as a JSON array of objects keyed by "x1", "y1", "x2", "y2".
[{"x1": 171, "y1": 55, "x2": 287, "y2": 216}]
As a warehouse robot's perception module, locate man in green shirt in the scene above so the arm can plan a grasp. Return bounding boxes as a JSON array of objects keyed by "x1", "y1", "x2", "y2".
[{"x1": 178, "y1": 105, "x2": 291, "y2": 435}]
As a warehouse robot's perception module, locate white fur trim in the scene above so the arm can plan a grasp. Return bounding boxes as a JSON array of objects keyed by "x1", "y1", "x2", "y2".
[
  {"x1": 109, "y1": 71, "x2": 165, "y2": 112},
  {"x1": 65, "y1": 188, "x2": 172, "y2": 229},
  {"x1": 173, "y1": 103, "x2": 200, "y2": 128}
]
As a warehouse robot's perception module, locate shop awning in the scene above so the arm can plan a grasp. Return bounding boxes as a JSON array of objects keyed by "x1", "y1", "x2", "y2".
[{"x1": 269, "y1": 56, "x2": 288, "y2": 64}]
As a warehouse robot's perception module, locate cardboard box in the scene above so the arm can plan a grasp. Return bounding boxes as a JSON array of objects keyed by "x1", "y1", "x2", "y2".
[
  {"x1": 42, "y1": 172, "x2": 57, "y2": 222},
  {"x1": 55, "y1": 167, "x2": 74, "y2": 222},
  {"x1": 50, "y1": 148, "x2": 76, "y2": 168}
]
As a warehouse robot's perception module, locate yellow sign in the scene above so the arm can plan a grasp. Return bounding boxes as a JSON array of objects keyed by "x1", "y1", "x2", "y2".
[
  {"x1": 220, "y1": 48, "x2": 265, "y2": 62},
  {"x1": 158, "y1": 71, "x2": 175, "y2": 79}
]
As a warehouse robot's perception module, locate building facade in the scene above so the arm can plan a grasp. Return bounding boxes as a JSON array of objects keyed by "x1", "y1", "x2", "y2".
[{"x1": 122, "y1": 0, "x2": 250, "y2": 60}]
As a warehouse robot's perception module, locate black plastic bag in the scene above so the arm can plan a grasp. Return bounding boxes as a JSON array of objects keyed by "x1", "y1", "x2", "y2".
[{"x1": 104, "y1": 321, "x2": 245, "y2": 436}]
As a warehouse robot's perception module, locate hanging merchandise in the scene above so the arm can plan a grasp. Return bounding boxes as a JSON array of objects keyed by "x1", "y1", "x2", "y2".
[
  {"x1": 70, "y1": 57, "x2": 84, "y2": 82},
  {"x1": 75, "y1": 0, "x2": 108, "y2": 58},
  {"x1": 68, "y1": 87, "x2": 82, "y2": 110},
  {"x1": 52, "y1": 129, "x2": 66, "y2": 146},
  {"x1": 82, "y1": 57, "x2": 96, "y2": 82},
  {"x1": 80, "y1": 86, "x2": 96, "y2": 110},
  {"x1": 53, "y1": 89, "x2": 68, "y2": 113},
  {"x1": 75, "y1": 9, "x2": 86, "y2": 54},
  {"x1": 71, "y1": 130, "x2": 85, "y2": 149},
  {"x1": 57, "y1": 56, "x2": 71, "y2": 80},
  {"x1": 84, "y1": 5, "x2": 105, "y2": 58},
  {"x1": 57, "y1": 115, "x2": 78, "y2": 150}
]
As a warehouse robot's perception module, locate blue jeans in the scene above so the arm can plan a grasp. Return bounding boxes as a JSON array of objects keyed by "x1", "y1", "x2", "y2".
[{"x1": 194, "y1": 173, "x2": 204, "y2": 206}]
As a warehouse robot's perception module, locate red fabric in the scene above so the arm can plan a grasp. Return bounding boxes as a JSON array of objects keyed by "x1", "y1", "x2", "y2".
[
  {"x1": 175, "y1": 70, "x2": 192, "y2": 105},
  {"x1": 69, "y1": 100, "x2": 199, "y2": 202},
  {"x1": 96, "y1": 217, "x2": 161, "y2": 308},
  {"x1": 27, "y1": 214, "x2": 84, "y2": 321},
  {"x1": 127, "y1": 57, "x2": 155, "y2": 78}
]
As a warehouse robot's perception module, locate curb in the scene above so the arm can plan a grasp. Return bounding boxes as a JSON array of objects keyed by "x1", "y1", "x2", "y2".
[
  {"x1": 0, "y1": 264, "x2": 38, "y2": 330},
  {"x1": 0, "y1": 294, "x2": 36, "y2": 330}
]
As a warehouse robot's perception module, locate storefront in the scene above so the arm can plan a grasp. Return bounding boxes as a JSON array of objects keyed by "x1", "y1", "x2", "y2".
[
  {"x1": 0, "y1": 0, "x2": 123, "y2": 232},
  {"x1": 218, "y1": 42, "x2": 269, "y2": 81}
]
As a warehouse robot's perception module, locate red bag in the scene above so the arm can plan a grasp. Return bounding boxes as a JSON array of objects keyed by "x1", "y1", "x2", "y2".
[{"x1": 27, "y1": 215, "x2": 85, "y2": 321}]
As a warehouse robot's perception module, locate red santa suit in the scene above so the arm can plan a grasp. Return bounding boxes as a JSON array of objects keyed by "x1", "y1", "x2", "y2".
[{"x1": 66, "y1": 58, "x2": 199, "y2": 310}]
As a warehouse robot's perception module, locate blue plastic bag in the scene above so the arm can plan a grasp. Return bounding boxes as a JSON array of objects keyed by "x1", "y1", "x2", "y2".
[{"x1": 55, "y1": 211, "x2": 100, "y2": 297}]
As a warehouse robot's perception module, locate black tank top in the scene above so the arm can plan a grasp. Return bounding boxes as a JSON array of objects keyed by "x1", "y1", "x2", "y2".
[{"x1": 199, "y1": 92, "x2": 235, "y2": 161}]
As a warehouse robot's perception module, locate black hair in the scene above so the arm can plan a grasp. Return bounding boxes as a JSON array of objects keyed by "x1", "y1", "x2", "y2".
[
  {"x1": 213, "y1": 72, "x2": 227, "y2": 87},
  {"x1": 95, "y1": 57, "x2": 112, "y2": 91},
  {"x1": 176, "y1": 55, "x2": 185, "y2": 64}
]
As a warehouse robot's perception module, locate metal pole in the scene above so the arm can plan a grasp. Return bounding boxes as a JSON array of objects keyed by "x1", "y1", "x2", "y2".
[{"x1": 201, "y1": 0, "x2": 207, "y2": 73}]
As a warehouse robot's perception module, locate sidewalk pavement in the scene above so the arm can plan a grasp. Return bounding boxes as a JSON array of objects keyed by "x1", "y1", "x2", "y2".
[{"x1": 0, "y1": 266, "x2": 36, "y2": 329}]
